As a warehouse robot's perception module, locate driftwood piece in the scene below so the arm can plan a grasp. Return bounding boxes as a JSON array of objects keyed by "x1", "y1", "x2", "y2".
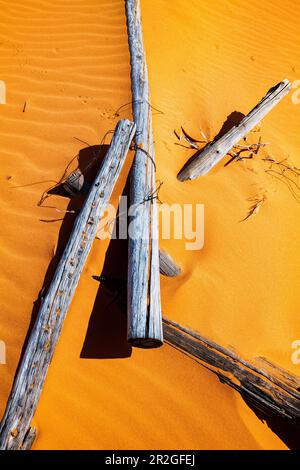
[
  {"x1": 177, "y1": 79, "x2": 291, "y2": 181},
  {"x1": 0, "y1": 119, "x2": 136, "y2": 450},
  {"x1": 126, "y1": 0, "x2": 163, "y2": 348},
  {"x1": 163, "y1": 318, "x2": 300, "y2": 422},
  {"x1": 159, "y1": 249, "x2": 181, "y2": 277}
]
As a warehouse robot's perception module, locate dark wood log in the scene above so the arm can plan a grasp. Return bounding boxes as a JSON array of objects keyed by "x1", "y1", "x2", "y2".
[
  {"x1": 178, "y1": 80, "x2": 291, "y2": 181},
  {"x1": 163, "y1": 318, "x2": 300, "y2": 422},
  {"x1": 21, "y1": 428, "x2": 36, "y2": 450},
  {"x1": 125, "y1": 0, "x2": 163, "y2": 348},
  {"x1": 0, "y1": 119, "x2": 136, "y2": 450}
]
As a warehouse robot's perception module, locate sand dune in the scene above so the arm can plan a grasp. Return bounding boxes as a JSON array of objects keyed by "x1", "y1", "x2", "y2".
[
  {"x1": 141, "y1": 0, "x2": 300, "y2": 367},
  {"x1": 0, "y1": 0, "x2": 298, "y2": 450}
]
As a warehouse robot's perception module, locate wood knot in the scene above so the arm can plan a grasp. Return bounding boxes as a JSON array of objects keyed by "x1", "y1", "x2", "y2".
[{"x1": 11, "y1": 428, "x2": 19, "y2": 438}]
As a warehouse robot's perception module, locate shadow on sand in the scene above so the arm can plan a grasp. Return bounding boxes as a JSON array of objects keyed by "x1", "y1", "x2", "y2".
[{"x1": 80, "y1": 174, "x2": 132, "y2": 359}]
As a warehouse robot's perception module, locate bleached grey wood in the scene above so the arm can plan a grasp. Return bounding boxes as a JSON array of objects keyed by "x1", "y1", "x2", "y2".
[
  {"x1": 0, "y1": 119, "x2": 135, "y2": 450},
  {"x1": 178, "y1": 79, "x2": 291, "y2": 181},
  {"x1": 159, "y1": 249, "x2": 181, "y2": 277},
  {"x1": 126, "y1": 0, "x2": 163, "y2": 348}
]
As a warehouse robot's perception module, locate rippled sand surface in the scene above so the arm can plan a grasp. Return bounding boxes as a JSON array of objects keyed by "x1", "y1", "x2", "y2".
[{"x1": 1, "y1": 0, "x2": 299, "y2": 449}]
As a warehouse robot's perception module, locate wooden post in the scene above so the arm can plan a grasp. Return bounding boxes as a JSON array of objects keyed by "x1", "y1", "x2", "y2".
[
  {"x1": 178, "y1": 79, "x2": 291, "y2": 181},
  {"x1": 163, "y1": 318, "x2": 300, "y2": 422},
  {"x1": 126, "y1": 0, "x2": 163, "y2": 348},
  {"x1": 0, "y1": 119, "x2": 136, "y2": 450}
]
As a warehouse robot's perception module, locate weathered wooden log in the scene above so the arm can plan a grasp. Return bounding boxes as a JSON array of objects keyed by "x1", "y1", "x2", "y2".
[
  {"x1": 0, "y1": 119, "x2": 136, "y2": 450},
  {"x1": 126, "y1": 0, "x2": 163, "y2": 347},
  {"x1": 163, "y1": 318, "x2": 300, "y2": 422},
  {"x1": 177, "y1": 79, "x2": 291, "y2": 181},
  {"x1": 159, "y1": 249, "x2": 181, "y2": 277}
]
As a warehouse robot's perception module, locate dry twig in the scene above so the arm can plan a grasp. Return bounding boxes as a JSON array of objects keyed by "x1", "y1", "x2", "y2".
[{"x1": 240, "y1": 194, "x2": 266, "y2": 222}]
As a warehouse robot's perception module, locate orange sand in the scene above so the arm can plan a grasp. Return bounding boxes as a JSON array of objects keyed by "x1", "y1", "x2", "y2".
[{"x1": 0, "y1": 0, "x2": 299, "y2": 450}]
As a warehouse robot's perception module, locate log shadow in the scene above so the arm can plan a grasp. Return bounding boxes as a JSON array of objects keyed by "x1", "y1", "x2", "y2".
[
  {"x1": 263, "y1": 417, "x2": 300, "y2": 450},
  {"x1": 16, "y1": 143, "x2": 109, "y2": 372},
  {"x1": 80, "y1": 175, "x2": 132, "y2": 359},
  {"x1": 243, "y1": 397, "x2": 300, "y2": 450},
  {"x1": 177, "y1": 111, "x2": 245, "y2": 178}
]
